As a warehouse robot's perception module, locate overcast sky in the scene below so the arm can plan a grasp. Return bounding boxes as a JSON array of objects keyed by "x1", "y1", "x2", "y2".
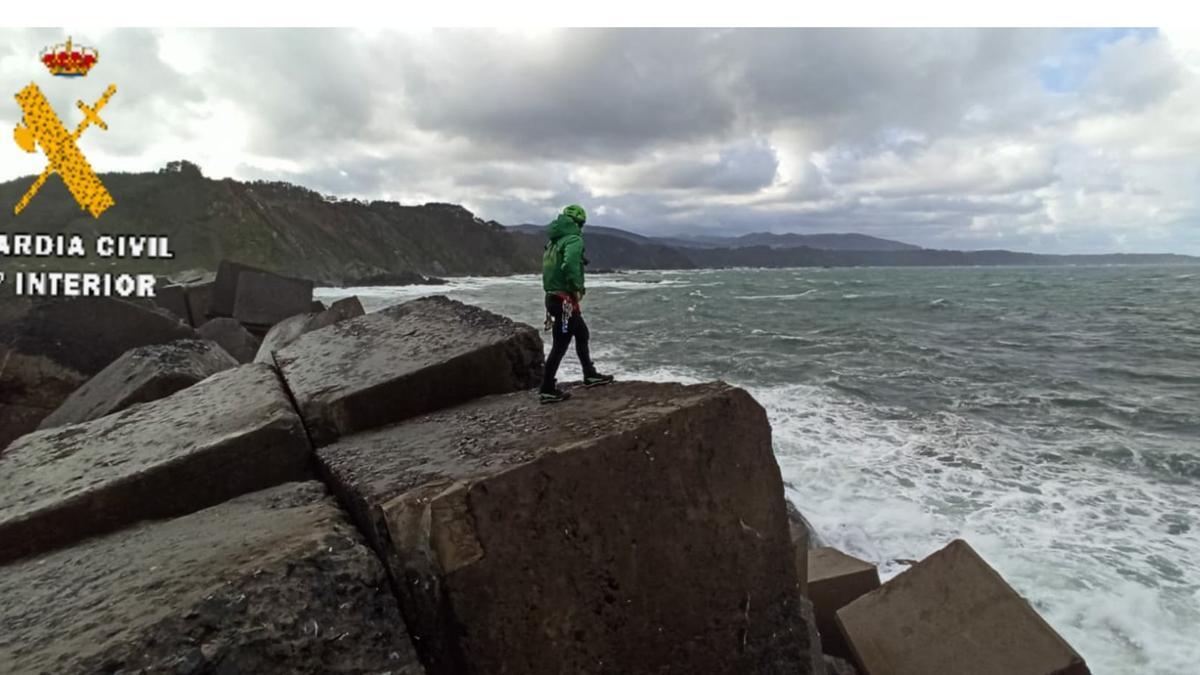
[{"x1": 2, "y1": 28, "x2": 1198, "y2": 254}]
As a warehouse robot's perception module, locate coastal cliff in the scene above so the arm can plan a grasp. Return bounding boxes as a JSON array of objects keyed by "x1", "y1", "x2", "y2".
[{"x1": 0, "y1": 161, "x2": 542, "y2": 286}]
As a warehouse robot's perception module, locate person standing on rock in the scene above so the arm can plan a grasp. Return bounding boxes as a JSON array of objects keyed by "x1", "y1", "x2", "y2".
[{"x1": 539, "y1": 204, "x2": 615, "y2": 403}]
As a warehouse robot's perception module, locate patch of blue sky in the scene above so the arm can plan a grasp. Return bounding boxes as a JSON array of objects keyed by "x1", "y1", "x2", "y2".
[{"x1": 1037, "y1": 28, "x2": 1160, "y2": 93}]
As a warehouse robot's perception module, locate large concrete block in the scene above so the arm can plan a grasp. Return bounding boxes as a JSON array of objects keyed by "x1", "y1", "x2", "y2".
[
  {"x1": 317, "y1": 381, "x2": 817, "y2": 675},
  {"x1": 152, "y1": 283, "x2": 191, "y2": 324},
  {"x1": 825, "y1": 656, "x2": 859, "y2": 675},
  {"x1": 183, "y1": 279, "x2": 214, "y2": 325},
  {"x1": 0, "y1": 296, "x2": 198, "y2": 449},
  {"x1": 210, "y1": 260, "x2": 314, "y2": 329},
  {"x1": 808, "y1": 547, "x2": 881, "y2": 659},
  {"x1": 0, "y1": 482, "x2": 425, "y2": 675},
  {"x1": 210, "y1": 260, "x2": 258, "y2": 318},
  {"x1": 787, "y1": 501, "x2": 813, "y2": 595},
  {"x1": 37, "y1": 339, "x2": 238, "y2": 430},
  {"x1": 198, "y1": 316, "x2": 261, "y2": 363},
  {"x1": 799, "y1": 596, "x2": 830, "y2": 675},
  {"x1": 278, "y1": 295, "x2": 543, "y2": 447},
  {"x1": 254, "y1": 295, "x2": 366, "y2": 364},
  {"x1": 0, "y1": 363, "x2": 312, "y2": 564},
  {"x1": 155, "y1": 275, "x2": 216, "y2": 327},
  {"x1": 837, "y1": 539, "x2": 1090, "y2": 675},
  {"x1": 233, "y1": 269, "x2": 315, "y2": 329}
]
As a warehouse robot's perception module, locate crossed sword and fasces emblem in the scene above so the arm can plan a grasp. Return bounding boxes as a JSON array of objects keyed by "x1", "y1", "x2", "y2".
[{"x1": 12, "y1": 82, "x2": 117, "y2": 218}]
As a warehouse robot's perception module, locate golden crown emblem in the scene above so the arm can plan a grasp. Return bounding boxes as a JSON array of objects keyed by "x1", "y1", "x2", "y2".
[{"x1": 40, "y1": 37, "x2": 99, "y2": 77}]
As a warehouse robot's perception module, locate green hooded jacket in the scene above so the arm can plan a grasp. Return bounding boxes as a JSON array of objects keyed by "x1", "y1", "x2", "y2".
[{"x1": 542, "y1": 213, "x2": 585, "y2": 295}]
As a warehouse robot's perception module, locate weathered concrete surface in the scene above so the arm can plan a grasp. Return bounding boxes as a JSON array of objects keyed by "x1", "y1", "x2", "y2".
[
  {"x1": 255, "y1": 312, "x2": 319, "y2": 364},
  {"x1": 837, "y1": 539, "x2": 1090, "y2": 675},
  {"x1": 318, "y1": 380, "x2": 816, "y2": 675},
  {"x1": 0, "y1": 363, "x2": 311, "y2": 564},
  {"x1": 825, "y1": 655, "x2": 859, "y2": 675},
  {"x1": 233, "y1": 269, "x2": 316, "y2": 329},
  {"x1": 198, "y1": 316, "x2": 261, "y2": 363},
  {"x1": 183, "y1": 279, "x2": 214, "y2": 326},
  {"x1": 155, "y1": 276, "x2": 215, "y2": 327},
  {"x1": 0, "y1": 482, "x2": 425, "y2": 675},
  {"x1": 800, "y1": 596, "x2": 829, "y2": 675},
  {"x1": 808, "y1": 547, "x2": 881, "y2": 660},
  {"x1": 278, "y1": 295, "x2": 543, "y2": 447},
  {"x1": 0, "y1": 296, "x2": 198, "y2": 450},
  {"x1": 324, "y1": 295, "x2": 365, "y2": 320},
  {"x1": 254, "y1": 296, "x2": 366, "y2": 364},
  {"x1": 37, "y1": 339, "x2": 238, "y2": 430},
  {"x1": 788, "y1": 501, "x2": 812, "y2": 595},
  {"x1": 210, "y1": 261, "x2": 258, "y2": 318},
  {"x1": 152, "y1": 283, "x2": 191, "y2": 324}
]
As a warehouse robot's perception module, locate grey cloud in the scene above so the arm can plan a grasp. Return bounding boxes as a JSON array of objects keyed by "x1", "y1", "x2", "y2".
[
  {"x1": 607, "y1": 140, "x2": 779, "y2": 194},
  {"x1": 721, "y1": 29, "x2": 1063, "y2": 141},
  {"x1": 397, "y1": 29, "x2": 742, "y2": 161},
  {"x1": 1, "y1": 28, "x2": 1196, "y2": 255},
  {"x1": 198, "y1": 29, "x2": 383, "y2": 156},
  {"x1": 237, "y1": 152, "x2": 432, "y2": 199},
  {"x1": 875, "y1": 195, "x2": 1044, "y2": 216},
  {"x1": 1, "y1": 29, "x2": 206, "y2": 157},
  {"x1": 1083, "y1": 34, "x2": 1182, "y2": 113},
  {"x1": 391, "y1": 29, "x2": 1067, "y2": 159},
  {"x1": 451, "y1": 162, "x2": 575, "y2": 193}
]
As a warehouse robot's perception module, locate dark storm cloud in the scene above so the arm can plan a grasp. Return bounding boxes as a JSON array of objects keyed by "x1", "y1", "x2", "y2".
[
  {"x1": 390, "y1": 29, "x2": 1064, "y2": 157},
  {"x1": 722, "y1": 29, "x2": 1061, "y2": 138},
  {"x1": 1, "y1": 28, "x2": 1196, "y2": 254},
  {"x1": 397, "y1": 29, "x2": 740, "y2": 161}
]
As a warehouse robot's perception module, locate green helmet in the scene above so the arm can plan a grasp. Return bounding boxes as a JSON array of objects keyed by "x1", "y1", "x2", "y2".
[{"x1": 563, "y1": 204, "x2": 587, "y2": 225}]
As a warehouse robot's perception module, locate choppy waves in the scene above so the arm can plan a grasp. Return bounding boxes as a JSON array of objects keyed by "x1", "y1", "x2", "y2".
[{"x1": 319, "y1": 263, "x2": 1200, "y2": 675}]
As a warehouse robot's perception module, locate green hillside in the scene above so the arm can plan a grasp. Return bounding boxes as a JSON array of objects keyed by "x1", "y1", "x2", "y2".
[{"x1": 0, "y1": 161, "x2": 543, "y2": 284}]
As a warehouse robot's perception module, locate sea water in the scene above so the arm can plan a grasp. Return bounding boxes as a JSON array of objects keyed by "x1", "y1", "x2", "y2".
[{"x1": 319, "y1": 264, "x2": 1200, "y2": 675}]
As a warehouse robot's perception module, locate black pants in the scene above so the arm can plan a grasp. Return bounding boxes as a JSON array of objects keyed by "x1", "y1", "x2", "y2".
[{"x1": 541, "y1": 293, "x2": 596, "y2": 393}]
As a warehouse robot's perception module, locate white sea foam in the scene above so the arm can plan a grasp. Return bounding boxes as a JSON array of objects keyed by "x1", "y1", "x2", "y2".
[
  {"x1": 595, "y1": 357, "x2": 1200, "y2": 675},
  {"x1": 316, "y1": 275, "x2": 537, "y2": 311},
  {"x1": 750, "y1": 380, "x2": 1200, "y2": 675},
  {"x1": 584, "y1": 278, "x2": 692, "y2": 290},
  {"x1": 733, "y1": 290, "x2": 817, "y2": 300},
  {"x1": 320, "y1": 269, "x2": 1200, "y2": 674},
  {"x1": 601, "y1": 360, "x2": 707, "y2": 385}
]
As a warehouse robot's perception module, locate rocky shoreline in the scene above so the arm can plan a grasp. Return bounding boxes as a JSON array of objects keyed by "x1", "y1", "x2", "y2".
[{"x1": 0, "y1": 260, "x2": 1091, "y2": 674}]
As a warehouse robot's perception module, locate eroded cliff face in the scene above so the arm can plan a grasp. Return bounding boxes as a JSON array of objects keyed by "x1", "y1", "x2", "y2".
[{"x1": 0, "y1": 165, "x2": 544, "y2": 285}]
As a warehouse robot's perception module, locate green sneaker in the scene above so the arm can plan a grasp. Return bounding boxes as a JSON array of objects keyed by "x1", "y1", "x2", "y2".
[
  {"x1": 539, "y1": 389, "x2": 572, "y2": 404},
  {"x1": 583, "y1": 373, "x2": 615, "y2": 387}
]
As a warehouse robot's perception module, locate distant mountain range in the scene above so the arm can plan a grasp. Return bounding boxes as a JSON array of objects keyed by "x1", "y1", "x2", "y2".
[
  {"x1": 506, "y1": 224, "x2": 1196, "y2": 271},
  {"x1": 1, "y1": 164, "x2": 1194, "y2": 287},
  {"x1": 510, "y1": 225, "x2": 921, "y2": 252}
]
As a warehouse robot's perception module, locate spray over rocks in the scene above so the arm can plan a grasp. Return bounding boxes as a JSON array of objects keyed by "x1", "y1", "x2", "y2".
[{"x1": 0, "y1": 262, "x2": 1093, "y2": 674}]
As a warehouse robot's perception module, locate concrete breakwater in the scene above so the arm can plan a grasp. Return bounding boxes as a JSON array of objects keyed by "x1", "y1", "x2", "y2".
[{"x1": 0, "y1": 261, "x2": 1090, "y2": 674}]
